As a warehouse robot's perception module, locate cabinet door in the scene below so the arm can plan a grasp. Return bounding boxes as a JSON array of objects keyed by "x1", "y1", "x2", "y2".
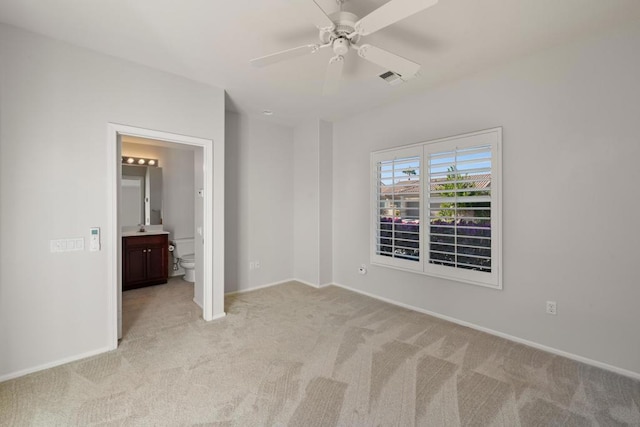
[
  {"x1": 123, "y1": 234, "x2": 168, "y2": 290},
  {"x1": 125, "y1": 246, "x2": 147, "y2": 284},
  {"x1": 146, "y1": 243, "x2": 167, "y2": 281}
]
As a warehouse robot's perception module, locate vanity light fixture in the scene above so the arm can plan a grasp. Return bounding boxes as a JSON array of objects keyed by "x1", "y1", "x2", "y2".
[{"x1": 121, "y1": 156, "x2": 159, "y2": 167}]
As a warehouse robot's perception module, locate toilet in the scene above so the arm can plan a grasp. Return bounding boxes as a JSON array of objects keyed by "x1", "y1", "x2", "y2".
[{"x1": 172, "y1": 238, "x2": 196, "y2": 283}]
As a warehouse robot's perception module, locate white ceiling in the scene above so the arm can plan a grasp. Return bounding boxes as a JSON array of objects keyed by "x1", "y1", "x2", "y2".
[{"x1": 1, "y1": 0, "x2": 639, "y2": 126}]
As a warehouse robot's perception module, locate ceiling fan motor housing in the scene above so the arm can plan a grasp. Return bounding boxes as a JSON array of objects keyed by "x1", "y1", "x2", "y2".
[
  {"x1": 251, "y1": 0, "x2": 438, "y2": 93},
  {"x1": 319, "y1": 11, "x2": 360, "y2": 44}
]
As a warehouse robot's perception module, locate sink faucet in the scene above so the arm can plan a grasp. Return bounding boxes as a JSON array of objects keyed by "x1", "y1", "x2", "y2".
[{"x1": 138, "y1": 224, "x2": 146, "y2": 232}]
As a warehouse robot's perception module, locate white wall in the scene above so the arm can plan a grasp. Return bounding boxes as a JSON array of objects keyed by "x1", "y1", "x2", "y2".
[
  {"x1": 332, "y1": 23, "x2": 640, "y2": 375},
  {"x1": 121, "y1": 142, "x2": 196, "y2": 240},
  {"x1": 225, "y1": 113, "x2": 294, "y2": 293},
  {"x1": 292, "y1": 120, "x2": 333, "y2": 287},
  {"x1": 293, "y1": 121, "x2": 320, "y2": 285},
  {"x1": 0, "y1": 24, "x2": 225, "y2": 379},
  {"x1": 318, "y1": 120, "x2": 333, "y2": 286}
]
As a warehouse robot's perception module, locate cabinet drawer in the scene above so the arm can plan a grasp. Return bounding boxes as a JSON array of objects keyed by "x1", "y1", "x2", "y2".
[{"x1": 123, "y1": 234, "x2": 168, "y2": 248}]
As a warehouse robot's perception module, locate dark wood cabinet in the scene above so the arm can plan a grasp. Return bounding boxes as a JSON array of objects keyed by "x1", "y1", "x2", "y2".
[{"x1": 123, "y1": 234, "x2": 168, "y2": 291}]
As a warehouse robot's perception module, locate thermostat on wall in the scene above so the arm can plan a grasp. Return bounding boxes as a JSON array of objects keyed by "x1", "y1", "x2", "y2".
[{"x1": 89, "y1": 227, "x2": 100, "y2": 252}]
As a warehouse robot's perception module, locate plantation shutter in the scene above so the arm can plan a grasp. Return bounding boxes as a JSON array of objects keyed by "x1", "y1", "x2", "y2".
[
  {"x1": 427, "y1": 144, "x2": 493, "y2": 272},
  {"x1": 372, "y1": 147, "x2": 422, "y2": 270},
  {"x1": 371, "y1": 128, "x2": 501, "y2": 288}
]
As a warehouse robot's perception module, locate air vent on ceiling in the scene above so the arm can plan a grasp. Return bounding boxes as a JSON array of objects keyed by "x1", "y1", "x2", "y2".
[{"x1": 379, "y1": 71, "x2": 404, "y2": 86}]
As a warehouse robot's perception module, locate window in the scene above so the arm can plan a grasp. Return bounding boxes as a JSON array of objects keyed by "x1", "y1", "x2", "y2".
[
  {"x1": 373, "y1": 146, "x2": 422, "y2": 270},
  {"x1": 371, "y1": 128, "x2": 502, "y2": 289}
]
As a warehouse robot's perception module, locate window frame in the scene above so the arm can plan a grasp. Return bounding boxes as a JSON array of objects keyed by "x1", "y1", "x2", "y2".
[
  {"x1": 371, "y1": 146, "x2": 424, "y2": 271},
  {"x1": 370, "y1": 128, "x2": 502, "y2": 289}
]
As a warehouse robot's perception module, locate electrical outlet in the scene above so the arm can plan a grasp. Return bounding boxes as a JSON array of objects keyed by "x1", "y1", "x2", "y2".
[
  {"x1": 255, "y1": 261, "x2": 260, "y2": 269},
  {"x1": 358, "y1": 264, "x2": 367, "y2": 275},
  {"x1": 249, "y1": 261, "x2": 255, "y2": 270},
  {"x1": 546, "y1": 301, "x2": 557, "y2": 315}
]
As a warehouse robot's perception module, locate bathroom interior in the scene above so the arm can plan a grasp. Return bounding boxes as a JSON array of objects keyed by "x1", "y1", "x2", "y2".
[{"x1": 120, "y1": 135, "x2": 204, "y2": 329}]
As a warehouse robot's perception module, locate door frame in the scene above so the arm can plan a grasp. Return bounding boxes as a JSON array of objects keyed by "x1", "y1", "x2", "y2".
[{"x1": 106, "y1": 123, "x2": 225, "y2": 349}]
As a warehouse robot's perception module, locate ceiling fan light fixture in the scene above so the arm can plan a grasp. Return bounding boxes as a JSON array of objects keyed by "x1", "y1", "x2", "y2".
[
  {"x1": 332, "y1": 38, "x2": 350, "y2": 55},
  {"x1": 250, "y1": 0, "x2": 438, "y2": 93}
]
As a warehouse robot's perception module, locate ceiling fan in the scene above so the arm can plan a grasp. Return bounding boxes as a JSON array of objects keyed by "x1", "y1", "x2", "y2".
[{"x1": 250, "y1": 0, "x2": 438, "y2": 95}]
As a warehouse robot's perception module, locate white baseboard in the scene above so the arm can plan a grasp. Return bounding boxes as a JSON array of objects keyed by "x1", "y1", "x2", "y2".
[
  {"x1": 330, "y1": 282, "x2": 640, "y2": 381},
  {"x1": 293, "y1": 278, "x2": 321, "y2": 289},
  {"x1": 0, "y1": 346, "x2": 112, "y2": 383},
  {"x1": 192, "y1": 297, "x2": 203, "y2": 309},
  {"x1": 8, "y1": 278, "x2": 636, "y2": 383},
  {"x1": 225, "y1": 278, "x2": 312, "y2": 296},
  {"x1": 210, "y1": 312, "x2": 226, "y2": 321}
]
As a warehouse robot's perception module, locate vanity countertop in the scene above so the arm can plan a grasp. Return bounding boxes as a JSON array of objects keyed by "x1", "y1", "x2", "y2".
[{"x1": 122, "y1": 230, "x2": 170, "y2": 237}]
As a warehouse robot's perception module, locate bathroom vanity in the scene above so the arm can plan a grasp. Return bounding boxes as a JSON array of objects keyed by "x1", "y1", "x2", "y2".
[{"x1": 122, "y1": 232, "x2": 169, "y2": 291}]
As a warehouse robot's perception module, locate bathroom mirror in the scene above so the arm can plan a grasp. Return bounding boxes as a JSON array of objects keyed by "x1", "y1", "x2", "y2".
[{"x1": 121, "y1": 165, "x2": 163, "y2": 226}]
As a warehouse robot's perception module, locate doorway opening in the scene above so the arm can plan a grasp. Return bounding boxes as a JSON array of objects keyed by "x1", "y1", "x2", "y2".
[
  {"x1": 107, "y1": 124, "x2": 225, "y2": 349},
  {"x1": 120, "y1": 136, "x2": 200, "y2": 337}
]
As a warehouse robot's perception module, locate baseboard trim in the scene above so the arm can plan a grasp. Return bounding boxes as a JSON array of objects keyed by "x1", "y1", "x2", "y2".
[
  {"x1": 9, "y1": 279, "x2": 635, "y2": 383},
  {"x1": 225, "y1": 278, "x2": 299, "y2": 296},
  {"x1": 293, "y1": 278, "x2": 321, "y2": 289},
  {"x1": 210, "y1": 312, "x2": 226, "y2": 321},
  {"x1": 192, "y1": 297, "x2": 203, "y2": 309},
  {"x1": 0, "y1": 346, "x2": 112, "y2": 383},
  {"x1": 330, "y1": 282, "x2": 640, "y2": 381},
  {"x1": 224, "y1": 278, "x2": 325, "y2": 297}
]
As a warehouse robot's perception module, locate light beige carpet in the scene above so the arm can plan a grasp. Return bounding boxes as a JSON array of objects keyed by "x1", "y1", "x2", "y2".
[{"x1": 1, "y1": 278, "x2": 639, "y2": 426}]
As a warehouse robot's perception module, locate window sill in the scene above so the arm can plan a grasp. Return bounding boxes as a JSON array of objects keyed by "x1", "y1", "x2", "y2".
[{"x1": 370, "y1": 261, "x2": 502, "y2": 290}]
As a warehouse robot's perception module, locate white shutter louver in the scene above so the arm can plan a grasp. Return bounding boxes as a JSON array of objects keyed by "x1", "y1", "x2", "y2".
[
  {"x1": 371, "y1": 128, "x2": 501, "y2": 288},
  {"x1": 428, "y1": 145, "x2": 492, "y2": 272},
  {"x1": 373, "y1": 148, "x2": 422, "y2": 270},
  {"x1": 375, "y1": 155, "x2": 421, "y2": 262}
]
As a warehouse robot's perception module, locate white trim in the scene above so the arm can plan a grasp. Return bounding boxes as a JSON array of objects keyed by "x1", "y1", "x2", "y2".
[
  {"x1": 330, "y1": 281, "x2": 640, "y2": 381},
  {"x1": 9, "y1": 278, "x2": 637, "y2": 382},
  {"x1": 293, "y1": 278, "x2": 321, "y2": 289},
  {"x1": 370, "y1": 146, "x2": 423, "y2": 272},
  {"x1": 224, "y1": 278, "x2": 320, "y2": 296},
  {"x1": 370, "y1": 127, "x2": 502, "y2": 289},
  {"x1": 0, "y1": 346, "x2": 112, "y2": 383},
  {"x1": 192, "y1": 297, "x2": 203, "y2": 309},
  {"x1": 373, "y1": 127, "x2": 502, "y2": 154},
  {"x1": 316, "y1": 121, "x2": 322, "y2": 288},
  {"x1": 107, "y1": 123, "x2": 225, "y2": 351},
  {"x1": 210, "y1": 312, "x2": 227, "y2": 321},
  {"x1": 224, "y1": 280, "x2": 288, "y2": 296},
  {"x1": 106, "y1": 125, "x2": 120, "y2": 348}
]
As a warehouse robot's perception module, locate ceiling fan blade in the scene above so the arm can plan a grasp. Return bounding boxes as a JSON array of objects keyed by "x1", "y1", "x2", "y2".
[
  {"x1": 355, "y1": 0, "x2": 438, "y2": 36},
  {"x1": 357, "y1": 44, "x2": 420, "y2": 78},
  {"x1": 292, "y1": 0, "x2": 335, "y2": 30},
  {"x1": 250, "y1": 44, "x2": 319, "y2": 68},
  {"x1": 323, "y1": 55, "x2": 344, "y2": 96}
]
